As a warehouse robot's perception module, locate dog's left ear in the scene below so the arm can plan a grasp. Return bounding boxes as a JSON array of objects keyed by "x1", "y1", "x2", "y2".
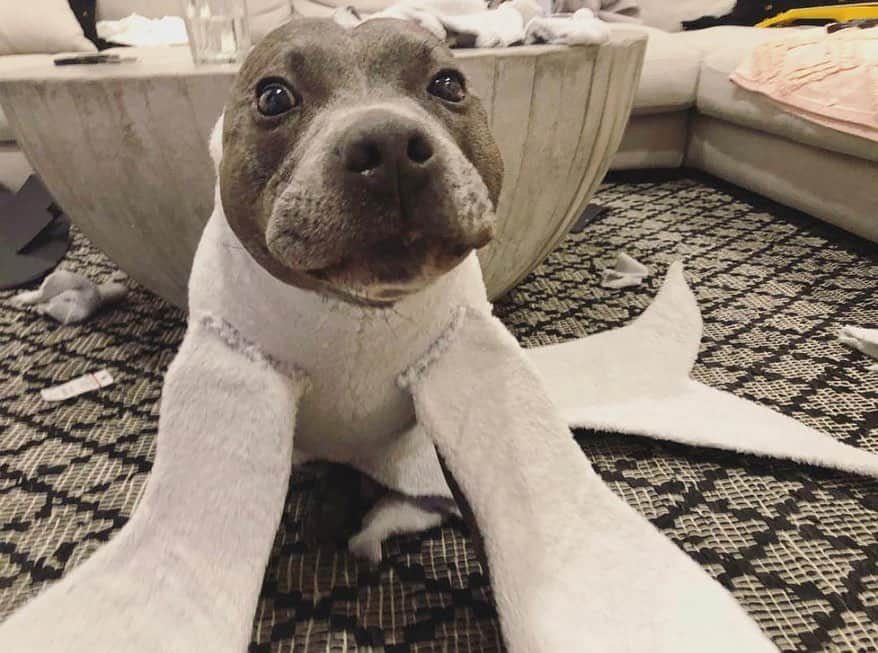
[{"x1": 209, "y1": 113, "x2": 225, "y2": 172}]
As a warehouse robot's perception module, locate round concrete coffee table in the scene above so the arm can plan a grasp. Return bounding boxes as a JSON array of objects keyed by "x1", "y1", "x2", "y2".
[{"x1": 0, "y1": 33, "x2": 645, "y2": 306}]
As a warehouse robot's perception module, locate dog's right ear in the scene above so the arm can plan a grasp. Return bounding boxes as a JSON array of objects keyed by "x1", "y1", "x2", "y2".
[{"x1": 209, "y1": 113, "x2": 225, "y2": 172}]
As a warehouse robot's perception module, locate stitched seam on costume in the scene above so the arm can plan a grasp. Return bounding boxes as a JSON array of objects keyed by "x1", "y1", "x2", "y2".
[
  {"x1": 397, "y1": 307, "x2": 467, "y2": 390},
  {"x1": 197, "y1": 313, "x2": 311, "y2": 390}
]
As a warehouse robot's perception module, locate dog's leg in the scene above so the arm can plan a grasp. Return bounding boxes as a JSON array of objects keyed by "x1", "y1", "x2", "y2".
[
  {"x1": 348, "y1": 495, "x2": 451, "y2": 563},
  {"x1": 0, "y1": 316, "x2": 308, "y2": 653},
  {"x1": 401, "y1": 306, "x2": 777, "y2": 653}
]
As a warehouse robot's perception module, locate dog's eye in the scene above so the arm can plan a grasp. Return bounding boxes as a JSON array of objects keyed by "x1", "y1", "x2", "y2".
[
  {"x1": 428, "y1": 71, "x2": 466, "y2": 103},
  {"x1": 256, "y1": 81, "x2": 296, "y2": 116}
]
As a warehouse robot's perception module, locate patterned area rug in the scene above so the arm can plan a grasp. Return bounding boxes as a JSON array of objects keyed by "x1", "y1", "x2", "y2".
[{"x1": 0, "y1": 171, "x2": 876, "y2": 652}]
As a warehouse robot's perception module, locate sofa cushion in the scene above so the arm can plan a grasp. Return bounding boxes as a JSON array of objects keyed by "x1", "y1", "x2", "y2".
[
  {"x1": 687, "y1": 115, "x2": 878, "y2": 243},
  {"x1": 0, "y1": 107, "x2": 12, "y2": 143},
  {"x1": 671, "y1": 25, "x2": 798, "y2": 56},
  {"x1": 609, "y1": 25, "x2": 700, "y2": 115},
  {"x1": 635, "y1": 0, "x2": 735, "y2": 32},
  {"x1": 696, "y1": 29, "x2": 878, "y2": 163},
  {"x1": 612, "y1": 112, "x2": 689, "y2": 169}
]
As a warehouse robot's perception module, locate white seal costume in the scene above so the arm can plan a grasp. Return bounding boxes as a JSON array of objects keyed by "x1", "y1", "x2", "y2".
[{"x1": 191, "y1": 183, "x2": 491, "y2": 502}]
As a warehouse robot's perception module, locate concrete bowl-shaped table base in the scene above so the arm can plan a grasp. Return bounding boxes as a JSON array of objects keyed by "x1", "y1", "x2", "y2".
[{"x1": 0, "y1": 33, "x2": 645, "y2": 306}]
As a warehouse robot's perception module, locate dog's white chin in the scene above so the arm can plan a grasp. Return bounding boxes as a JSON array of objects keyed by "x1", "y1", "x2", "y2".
[{"x1": 335, "y1": 277, "x2": 438, "y2": 305}]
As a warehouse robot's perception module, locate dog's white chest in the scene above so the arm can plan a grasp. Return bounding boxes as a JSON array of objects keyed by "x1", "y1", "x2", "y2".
[
  {"x1": 188, "y1": 207, "x2": 491, "y2": 470},
  {"x1": 289, "y1": 311, "x2": 433, "y2": 463}
]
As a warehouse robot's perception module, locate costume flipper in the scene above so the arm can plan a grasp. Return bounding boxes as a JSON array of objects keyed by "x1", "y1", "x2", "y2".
[
  {"x1": 402, "y1": 307, "x2": 777, "y2": 652},
  {"x1": 528, "y1": 262, "x2": 878, "y2": 478},
  {"x1": 0, "y1": 316, "x2": 308, "y2": 653}
]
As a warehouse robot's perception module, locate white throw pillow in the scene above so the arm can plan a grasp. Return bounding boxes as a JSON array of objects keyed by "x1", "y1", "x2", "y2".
[{"x1": 0, "y1": 0, "x2": 97, "y2": 55}]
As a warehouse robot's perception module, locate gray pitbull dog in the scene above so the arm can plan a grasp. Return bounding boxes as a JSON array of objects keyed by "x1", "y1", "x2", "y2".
[{"x1": 0, "y1": 17, "x2": 506, "y2": 652}]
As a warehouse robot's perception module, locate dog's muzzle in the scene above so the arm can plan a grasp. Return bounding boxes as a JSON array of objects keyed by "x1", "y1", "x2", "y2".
[
  {"x1": 263, "y1": 103, "x2": 496, "y2": 302},
  {"x1": 340, "y1": 111, "x2": 436, "y2": 196},
  {"x1": 332, "y1": 109, "x2": 492, "y2": 249}
]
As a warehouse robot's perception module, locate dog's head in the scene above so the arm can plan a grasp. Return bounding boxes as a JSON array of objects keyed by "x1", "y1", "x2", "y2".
[{"x1": 216, "y1": 18, "x2": 503, "y2": 306}]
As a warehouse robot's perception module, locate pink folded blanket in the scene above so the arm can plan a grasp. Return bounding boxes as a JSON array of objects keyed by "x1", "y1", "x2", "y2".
[{"x1": 731, "y1": 26, "x2": 878, "y2": 142}]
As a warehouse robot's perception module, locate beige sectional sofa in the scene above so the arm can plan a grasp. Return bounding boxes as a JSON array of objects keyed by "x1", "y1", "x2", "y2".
[
  {"x1": 614, "y1": 24, "x2": 877, "y2": 241},
  {"x1": 1, "y1": 2, "x2": 875, "y2": 242}
]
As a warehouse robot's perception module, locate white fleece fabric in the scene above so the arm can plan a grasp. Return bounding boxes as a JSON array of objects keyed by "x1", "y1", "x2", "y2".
[
  {"x1": 524, "y1": 8, "x2": 610, "y2": 45},
  {"x1": 402, "y1": 306, "x2": 777, "y2": 652},
  {"x1": 529, "y1": 263, "x2": 878, "y2": 478},
  {"x1": 839, "y1": 325, "x2": 878, "y2": 371},
  {"x1": 599, "y1": 250, "x2": 649, "y2": 289},
  {"x1": 334, "y1": 0, "x2": 609, "y2": 47},
  {"x1": 0, "y1": 316, "x2": 308, "y2": 652}
]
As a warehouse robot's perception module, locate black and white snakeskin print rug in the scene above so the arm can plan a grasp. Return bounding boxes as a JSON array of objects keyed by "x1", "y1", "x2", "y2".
[{"x1": 1, "y1": 171, "x2": 876, "y2": 652}]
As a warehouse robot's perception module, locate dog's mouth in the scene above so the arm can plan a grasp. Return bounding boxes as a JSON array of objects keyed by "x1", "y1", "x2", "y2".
[
  {"x1": 256, "y1": 129, "x2": 498, "y2": 308},
  {"x1": 305, "y1": 229, "x2": 492, "y2": 306}
]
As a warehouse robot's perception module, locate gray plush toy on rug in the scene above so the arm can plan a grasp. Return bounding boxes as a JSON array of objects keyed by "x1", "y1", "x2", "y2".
[
  {"x1": 12, "y1": 270, "x2": 127, "y2": 324},
  {"x1": 2, "y1": 18, "x2": 877, "y2": 653}
]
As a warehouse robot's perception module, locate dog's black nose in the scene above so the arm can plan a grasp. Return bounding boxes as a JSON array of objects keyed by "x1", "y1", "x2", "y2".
[{"x1": 340, "y1": 112, "x2": 436, "y2": 191}]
